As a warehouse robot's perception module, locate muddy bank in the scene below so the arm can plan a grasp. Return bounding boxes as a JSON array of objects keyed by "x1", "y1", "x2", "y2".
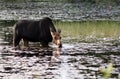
[
  {"x1": 0, "y1": 41, "x2": 120, "y2": 79},
  {"x1": 0, "y1": 1, "x2": 120, "y2": 21}
]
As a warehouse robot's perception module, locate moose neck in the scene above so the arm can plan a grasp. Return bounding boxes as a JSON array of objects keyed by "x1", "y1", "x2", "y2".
[{"x1": 50, "y1": 23, "x2": 56, "y2": 32}]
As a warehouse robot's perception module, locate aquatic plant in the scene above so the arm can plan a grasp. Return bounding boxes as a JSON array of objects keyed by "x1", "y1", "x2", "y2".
[
  {"x1": 118, "y1": 74, "x2": 120, "y2": 79},
  {"x1": 55, "y1": 21, "x2": 120, "y2": 43},
  {"x1": 99, "y1": 63, "x2": 114, "y2": 79}
]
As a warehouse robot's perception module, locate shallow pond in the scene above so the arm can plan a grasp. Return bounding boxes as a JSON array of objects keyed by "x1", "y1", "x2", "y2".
[{"x1": 0, "y1": 20, "x2": 120, "y2": 79}]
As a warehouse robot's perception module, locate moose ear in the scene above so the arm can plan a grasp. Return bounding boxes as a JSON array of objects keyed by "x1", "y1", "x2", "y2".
[{"x1": 58, "y1": 29, "x2": 61, "y2": 34}]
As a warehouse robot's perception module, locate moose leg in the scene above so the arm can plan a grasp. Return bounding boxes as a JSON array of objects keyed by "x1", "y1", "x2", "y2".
[
  {"x1": 22, "y1": 39, "x2": 29, "y2": 50},
  {"x1": 41, "y1": 42, "x2": 49, "y2": 47},
  {"x1": 13, "y1": 35, "x2": 21, "y2": 50}
]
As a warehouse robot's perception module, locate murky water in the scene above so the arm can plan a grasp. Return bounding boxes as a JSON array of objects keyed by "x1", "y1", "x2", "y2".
[{"x1": 0, "y1": 20, "x2": 120, "y2": 79}]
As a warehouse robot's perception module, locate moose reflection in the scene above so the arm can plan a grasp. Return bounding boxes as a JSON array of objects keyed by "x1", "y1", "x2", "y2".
[{"x1": 49, "y1": 47, "x2": 62, "y2": 66}]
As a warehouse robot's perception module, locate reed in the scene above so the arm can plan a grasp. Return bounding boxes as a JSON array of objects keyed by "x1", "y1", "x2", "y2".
[{"x1": 54, "y1": 21, "x2": 120, "y2": 42}]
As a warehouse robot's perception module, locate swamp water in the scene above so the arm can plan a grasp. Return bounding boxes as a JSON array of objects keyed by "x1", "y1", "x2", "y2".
[{"x1": 0, "y1": 20, "x2": 120, "y2": 79}]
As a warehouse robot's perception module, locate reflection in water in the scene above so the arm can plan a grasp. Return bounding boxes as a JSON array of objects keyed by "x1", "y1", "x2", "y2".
[
  {"x1": 0, "y1": 42, "x2": 120, "y2": 79},
  {"x1": 49, "y1": 48, "x2": 62, "y2": 66},
  {"x1": 52, "y1": 48, "x2": 61, "y2": 58}
]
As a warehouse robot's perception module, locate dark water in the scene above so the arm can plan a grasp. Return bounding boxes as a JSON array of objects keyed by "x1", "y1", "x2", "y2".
[
  {"x1": 0, "y1": 20, "x2": 15, "y2": 45},
  {"x1": 0, "y1": 20, "x2": 120, "y2": 79}
]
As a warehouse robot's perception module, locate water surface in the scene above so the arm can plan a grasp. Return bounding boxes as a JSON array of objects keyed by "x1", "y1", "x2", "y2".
[{"x1": 0, "y1": 20, "x2": 120, "y2": 79}]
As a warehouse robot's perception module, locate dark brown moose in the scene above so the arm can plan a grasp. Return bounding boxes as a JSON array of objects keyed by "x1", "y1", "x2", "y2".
[{"x1": 13, "y1": 17, "x2": 62, "y2": 49}]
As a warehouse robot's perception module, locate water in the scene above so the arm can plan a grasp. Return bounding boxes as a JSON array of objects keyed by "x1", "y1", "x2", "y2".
[
  {"x1": 0, "y1": 20, "x2": 120, "y2": 79},
  {"x1": 0, "y1": 1, "x2": 120, "y2": 21}
]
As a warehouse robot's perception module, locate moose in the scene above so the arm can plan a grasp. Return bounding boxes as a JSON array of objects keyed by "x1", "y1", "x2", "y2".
[{"x1": 13, "y1": 17, "x2": 62, "y2": 49}]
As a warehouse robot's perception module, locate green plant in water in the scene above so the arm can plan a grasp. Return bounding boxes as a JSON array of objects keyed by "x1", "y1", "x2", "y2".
[
  {"x1": 55, "y1": 21, "x2": 120, "y2": 43},
  {"x1": 118, "y1": 74, "x2": 120, "y2": 79},
  {"x1": 99, "y1": 63, "x2": 114, "y2": 79}
]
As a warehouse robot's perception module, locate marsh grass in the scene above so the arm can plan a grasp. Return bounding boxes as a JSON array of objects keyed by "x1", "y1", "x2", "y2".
[{"x1": 54, "y1": 21, "x2": 120, "y2": 42}]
